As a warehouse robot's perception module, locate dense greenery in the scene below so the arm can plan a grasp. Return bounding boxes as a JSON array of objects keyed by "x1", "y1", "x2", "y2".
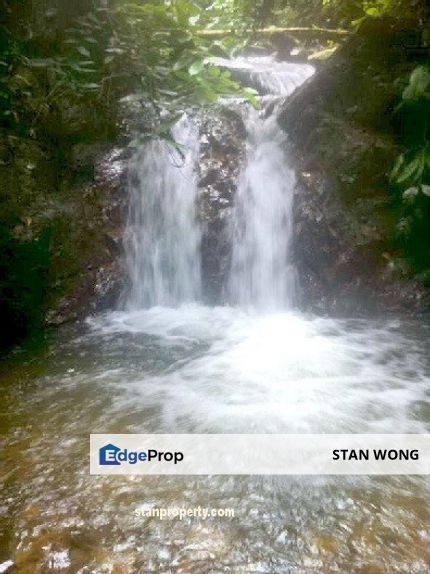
[
  {"x1": 0, "y1": 0, "x2": 428, "y2": 350},
  {"x1": 0, "y1": 1, "x2": 258, "y2": 143},
  {"x1": 391, "y1": 65, "x2": 430, "y2": 279}
]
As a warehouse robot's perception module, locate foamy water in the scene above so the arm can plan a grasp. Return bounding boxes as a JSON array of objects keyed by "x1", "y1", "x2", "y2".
[
  {"x1": 1, "y1": 306, "x2": 429, "y2": 572},
  {"x1": 87, "y1": 305, "x2": 429, "y2": 436}
]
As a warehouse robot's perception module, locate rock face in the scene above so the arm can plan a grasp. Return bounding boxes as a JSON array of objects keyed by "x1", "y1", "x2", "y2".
[
  {"x1": 278, "y1": 17, "x2": 430, "y2": 313},
  {"x1": 49, "y1": 16, "x2": 430, "y2": 324},
  {"x1": 196, "y1": 106, "x2": 246, "y2": 304},
  {"x1": 49, "y1": 105, "x2": 246, "y2": 322},
  {"x1": 46, "y1": 145, "x2": 129, "y2": 325},
  {"x1": 0, "y1": 125, "x2": 130, "y2": 337}
]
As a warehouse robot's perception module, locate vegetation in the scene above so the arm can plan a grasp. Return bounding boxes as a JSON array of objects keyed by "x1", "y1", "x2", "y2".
[{"x1": 391, "y1": 65, "x2": 430, "y2": 280}]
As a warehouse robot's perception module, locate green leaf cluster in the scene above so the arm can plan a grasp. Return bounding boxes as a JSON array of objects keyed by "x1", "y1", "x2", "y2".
[
  {"x1": 0, "y1": 1, "x2": 257, "y2": 145},
  {"x1": 390, "y1": 65, "x2": 430, "y2": 274}
]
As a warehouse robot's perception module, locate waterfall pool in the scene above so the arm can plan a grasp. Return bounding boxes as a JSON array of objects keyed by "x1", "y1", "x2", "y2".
[{"x1": 1, "y1": 305, "x2": 429, "y2": 572}]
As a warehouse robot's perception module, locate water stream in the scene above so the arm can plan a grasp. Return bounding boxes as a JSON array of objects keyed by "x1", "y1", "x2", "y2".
[
  {"x1": 0, "y1": 57, "x2": 429, "y2": 573},
  {"x1": 125, "y1": 115, "x2": 201, "y2": 308}
]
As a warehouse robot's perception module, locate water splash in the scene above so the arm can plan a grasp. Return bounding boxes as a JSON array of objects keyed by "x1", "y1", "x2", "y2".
[{"x1": 124, "y1": 114, "x2": 201, "y2": 309}]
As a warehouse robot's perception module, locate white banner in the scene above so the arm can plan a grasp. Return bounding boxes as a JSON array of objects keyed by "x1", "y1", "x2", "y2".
[{"x1": 90, "y1": 434, "x2": 430, "y2": 475}]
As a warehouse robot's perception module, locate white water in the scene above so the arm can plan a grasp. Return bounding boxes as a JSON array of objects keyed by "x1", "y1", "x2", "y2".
[
  {"x1": 229, "y1": 111, "x2": 297, "y2": 307},
  {"x1": 210, "y1": 56, "x2": 314, "y2": 96},
  {"x1": 124, "y1": 114, "x2": 201, "y2": 308},
  {"x1": 89, "y1": 305, "x2": 429, "y2": 435},
  {"x1": 228, "y1": 58, "x2": 313, "y2": 308}
]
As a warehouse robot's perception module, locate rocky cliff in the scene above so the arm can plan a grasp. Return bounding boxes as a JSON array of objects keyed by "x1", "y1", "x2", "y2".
[{"x1": 279, "y1": 17, "x2": 430, "y2": 313}]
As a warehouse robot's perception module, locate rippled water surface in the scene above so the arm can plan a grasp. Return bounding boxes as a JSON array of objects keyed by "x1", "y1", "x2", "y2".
[{"x1": 1, "y1": 306, "x2": 429, "y2": 573}]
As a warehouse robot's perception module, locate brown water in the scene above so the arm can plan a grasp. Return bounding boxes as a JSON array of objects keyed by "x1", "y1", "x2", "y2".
[{"x1": 1, "y1": 306, "x2": 429, "y2": 573}]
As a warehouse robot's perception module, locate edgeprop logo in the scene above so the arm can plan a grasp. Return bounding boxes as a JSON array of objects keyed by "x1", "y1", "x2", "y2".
[{"x1": 99, "y1": 443, "x2": 184, "y2": 466}]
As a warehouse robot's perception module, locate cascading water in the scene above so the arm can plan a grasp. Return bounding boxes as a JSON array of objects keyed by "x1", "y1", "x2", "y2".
[
  {"x1": 228, "y1": 59, "x2": 313, "y2": 307},
  {"x1": 229, "y1": 111, "x2": 298, "y2": 308},
  {"x1": 124, "y1": 114, "x2": 201, "y2": 308}
]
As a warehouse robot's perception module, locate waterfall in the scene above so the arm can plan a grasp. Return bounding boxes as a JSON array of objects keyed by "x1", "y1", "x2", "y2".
[
  {"x1": 228, "y1": 57, "x2": 314, "y2": 309},
  {"x1": 229, "y1": 111, "x2": 298, "y2": 308},
  {"x1": 124, "y1": 57, "x2": 313, "y2": 311},
  {"x1": 14, "y1": 56, "x2": 428, "y2": 573},
  {"x1": 124, "y1": 114, "x2": 201, "y2": 309}
]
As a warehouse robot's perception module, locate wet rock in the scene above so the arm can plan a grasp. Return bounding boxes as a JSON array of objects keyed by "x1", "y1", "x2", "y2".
[
  {"x1": 46, "y1": 146, "x2": 129, "y2": 325},
  {"x1": 278, "y1": 17, "x2": 430, "y2": 313},
  {"x1": 293, "y1": 168, "x2": 429, "y2": 314},
  {"x1": 195, "y1": 106, "x2": 246, "y2": 303}
]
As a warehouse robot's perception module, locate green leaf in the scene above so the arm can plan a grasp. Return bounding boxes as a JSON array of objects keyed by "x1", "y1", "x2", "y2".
[
  {"x1": 106, "y1": 47, "x2": 126, "y2": 54},
  {"x1": 27, "y1": 59, "x2": 52, "y2": 68},
  {"x1": 196, "y1": 77, "x2": 218, "y2": 101},
  {"x1": 188, "y1": 60, "x2": 205, "y2": 76},
  {"x1": 403, "y1": 186, "x2": 419, "y2": 200},
  {"x1": 396, "y1": 157, "x2": 422, "y2": 184},
  {"x1": 80, "y1": 82, "x2": 100, "y2": 90},
  {"x1": 74, "y1": 60, "x2": 95, "y2": 67},
  {"x1": 243, "y1": 86, "x2": 259, "y2": 108},
  {"x1": 77, "y1": 46, "x2": 91, "y2": 57},
  {"x1": 391, "y1": 154, "x2": 405, "y2": 180},
  {"x1": 207, "y1": 65, "x2": 221, "y2": 77},
  {"x1": 365, "y1": 7, "x2": 380, "y2": 16},
  {"x1": 392, "y1": 148, "x2": 426, "y2": 185},
  {"x1": 402, "y1": 66, "x2": 430, "y2": 101},
  {"x1": 425, "y1": 148, "x2": 430, "y2": 170}
]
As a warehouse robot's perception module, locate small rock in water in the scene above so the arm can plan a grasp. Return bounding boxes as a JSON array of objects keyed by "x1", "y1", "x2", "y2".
[
  {"x1": 275, "y1": 530, "x2": 288, "y2": 544},
  {"x1": 47, "y1": 550, "x2": 71, "y2": 569}
]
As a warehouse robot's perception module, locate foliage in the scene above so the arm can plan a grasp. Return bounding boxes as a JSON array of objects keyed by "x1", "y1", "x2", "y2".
[
  {"x1": 0, "y1": 219, "x2": 51, "y2": 348},
  {"x1": 209, "y1": 0, "x2": 419, "y2": 30},
  {"x1": 0, "y1": 1, "x2": 257, "y2": 147},
  {"x1": 390, "y1": 65, "x2": 430, "y2": 275},
  {"x1": 1, "y1": 1, "x2": 417, "y2": 142}
]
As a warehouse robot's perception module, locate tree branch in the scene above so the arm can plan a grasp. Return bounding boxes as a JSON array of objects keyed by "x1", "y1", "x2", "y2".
[{"x1": 196, "y1": 26, "x2": 351, "y2": 40}]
